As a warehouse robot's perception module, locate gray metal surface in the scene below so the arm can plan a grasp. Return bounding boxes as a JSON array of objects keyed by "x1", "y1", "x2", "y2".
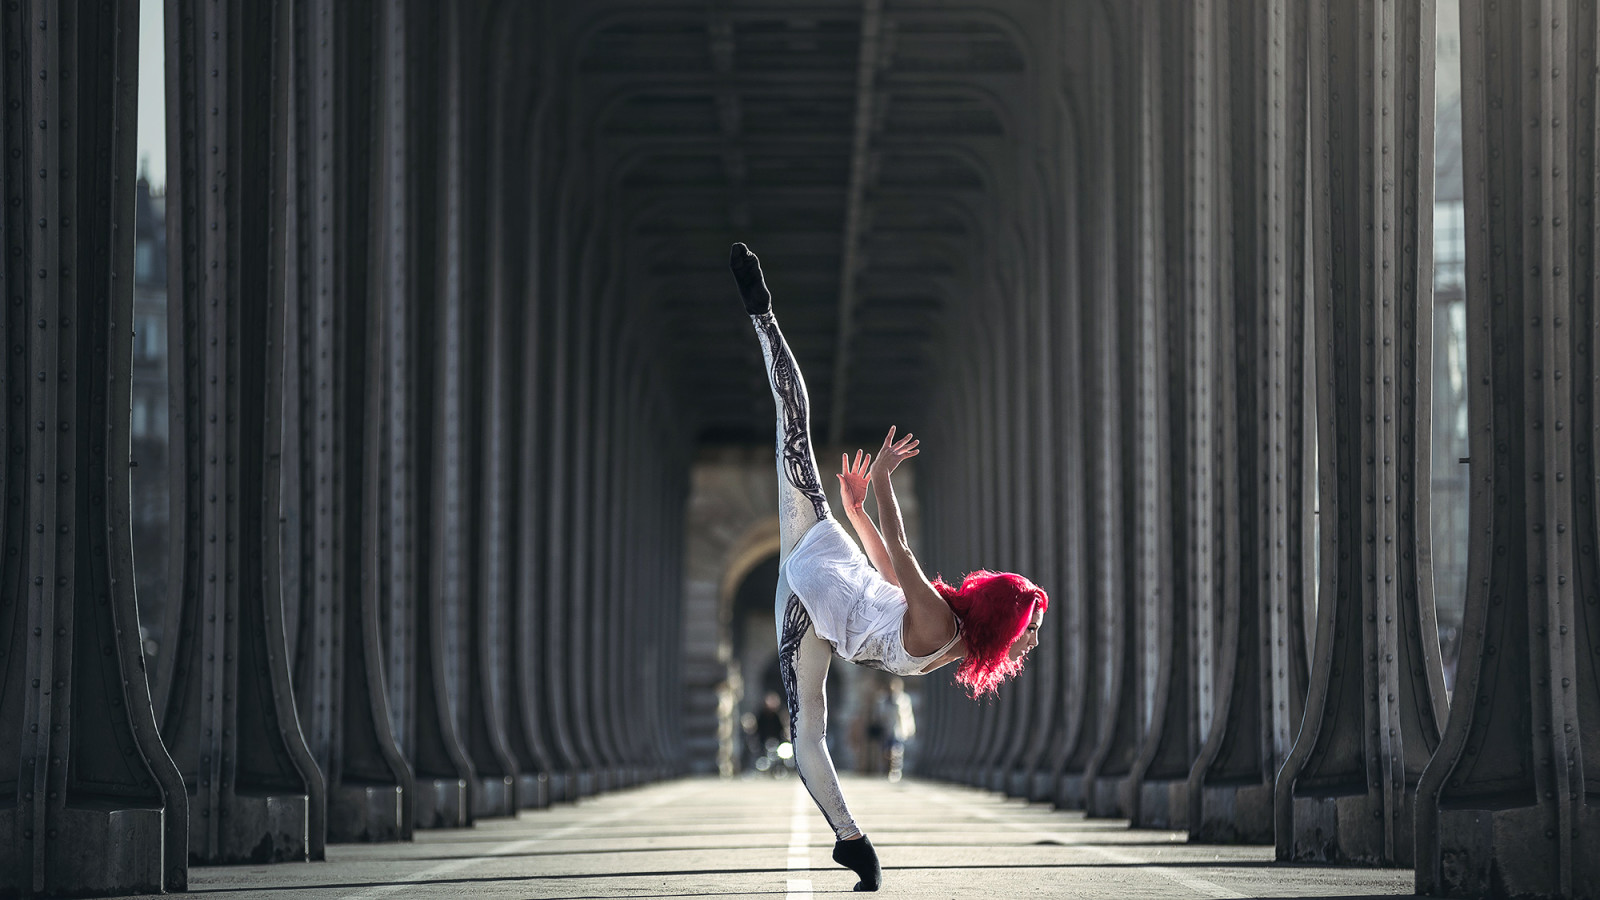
[
  {"x1": 1184, "y1": 0, "x2": 1316, "y2": 847},
  {"x1": 0, "y1": 2, "x2": 187, "y2": 895},
  {"x1": 1416, "y1": 0, "x2": 1600, "y2": 896},
  {"x1": 159, "y1": 0, "x2": 323, "y2": 866},
  {"x1": 282, "y1": 0, "x2": 414, "y2": 845},
  {"x1": 1276, "y1": 0, "x2": 1446, "y2": 867}
]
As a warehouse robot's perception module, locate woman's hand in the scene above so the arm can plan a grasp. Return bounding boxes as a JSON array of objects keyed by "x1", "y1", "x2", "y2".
[
  {"x1": 837, "y1": 450, "x2": 872, "y2": 511},
  {"x1": 869, "y1": 426, "x2": 920, "y2": 478}
]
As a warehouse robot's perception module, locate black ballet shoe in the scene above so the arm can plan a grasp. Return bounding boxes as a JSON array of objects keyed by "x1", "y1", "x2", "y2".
[
  {"x1": 832, "y1": 835, "x2": 881, "y2": 892},
  {"x1": 729, "y1": 242, "x2": 772, "y2": 315}
]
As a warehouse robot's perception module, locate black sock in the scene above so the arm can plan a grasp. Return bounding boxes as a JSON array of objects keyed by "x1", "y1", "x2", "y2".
[
  {"x1": 729, "y1": 242, "x2": 772, "y2": 315},
  {"x1": 832, "y1": 835, "x2": 881, "y2": 892}
]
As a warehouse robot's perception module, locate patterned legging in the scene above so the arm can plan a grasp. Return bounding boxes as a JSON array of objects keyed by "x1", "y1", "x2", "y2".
[{"x1": 752, "y1": 311, "x2": 860, "y2": 841}]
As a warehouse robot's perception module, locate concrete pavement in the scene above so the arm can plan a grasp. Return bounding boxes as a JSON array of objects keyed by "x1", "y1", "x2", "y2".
[{"x1": 180, "y1": 776, "x2": 1415, "y2": 899}]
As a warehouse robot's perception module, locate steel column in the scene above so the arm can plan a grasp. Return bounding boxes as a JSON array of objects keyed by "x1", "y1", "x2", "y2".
[
  {"x1": 1123, "y1": 0, "x2": 1187, "y2": 830},
  {"x1": 1009, "y1": 183, "x2": 1063, "y2": 802},
  {"x1": 0, "y1": 2, "x2": 188, "y2": 893},
  {"x1": 1416, "y1": 0, "x2": 1600, "y2": 895},
  {"x1": 1184, "y1": 0, "x2": 1318, "y2": 845},
  {"x1": 284, "y1": 0, "x2": 414, "y2": 844},
  {"x1": 538, "y1": 112, "x2": 590, "y2": 795},
  {"x1": 398, "y1": 0, "x2": 475, "y2": 832},
  {"x1": 1044, "y1": 83, "x2": 1093, "y2": 806},
  {"x1": 515, "y1": 106, "x2": 575, "y2": 799},
  {"x1": 493, "y1": 62, "x2": 555, "y2": 809},
  {"x1": 159, "y1": 0, "x2": 324, "y2": 865},
  {"x1": 1055, "y1": 64, "x2": 1118, "y2": 810},
  {"x1": 1277, "y1": 0, "x2": 1445, "y2": 866},
  {"x1": 1084, "y1": 4, "x2": 1152, "y2": 820}
]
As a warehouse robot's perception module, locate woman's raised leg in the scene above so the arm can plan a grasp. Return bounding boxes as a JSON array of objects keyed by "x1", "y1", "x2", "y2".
[{"x1": 730, "y1": 243, "x2": 830, "y2": 558}]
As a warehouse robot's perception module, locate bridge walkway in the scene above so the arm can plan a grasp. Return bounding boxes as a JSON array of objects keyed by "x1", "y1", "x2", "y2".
[{"x1": 181, "y1": 777, "x2": 1413, "y2": 899}]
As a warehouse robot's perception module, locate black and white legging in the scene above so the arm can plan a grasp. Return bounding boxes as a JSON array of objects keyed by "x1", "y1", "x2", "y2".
[{"x1": 752, "y1": 310, "x2": 862, "y2": 841}]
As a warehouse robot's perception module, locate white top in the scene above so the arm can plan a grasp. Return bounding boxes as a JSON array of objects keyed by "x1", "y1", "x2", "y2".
[{"x1": 781, "y1": 519, "x2": 961, "y2": 676}]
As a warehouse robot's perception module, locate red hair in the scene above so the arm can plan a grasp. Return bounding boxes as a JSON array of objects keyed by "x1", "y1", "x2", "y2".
[{"x1": 932, "y1": 570, "x2": 1049, "y2": 698}]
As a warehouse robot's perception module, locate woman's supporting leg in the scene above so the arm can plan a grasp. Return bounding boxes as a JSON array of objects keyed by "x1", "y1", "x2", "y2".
[{"x1": 776, "y1": 592, "x2": 857, "y2": 838}]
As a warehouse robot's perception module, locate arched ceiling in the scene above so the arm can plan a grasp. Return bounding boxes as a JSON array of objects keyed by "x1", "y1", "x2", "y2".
[{"x1": 551, "y1": 1, "x2": 1048, "y2": 446}]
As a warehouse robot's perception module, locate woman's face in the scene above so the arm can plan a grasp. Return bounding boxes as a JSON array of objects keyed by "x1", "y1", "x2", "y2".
[{"x1": 1007, "y1": 606, "x2": 1044, "y2": 661}]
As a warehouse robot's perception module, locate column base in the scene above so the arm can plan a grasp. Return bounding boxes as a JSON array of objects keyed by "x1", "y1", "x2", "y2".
[
  {"x1": 1088, "y1": 774, "x2": 1129, "y2": 818},
  {"x1": 1285, "y1": 792, "x2": 1414, "y2": 866},
  {"x1": 206, "y1": 792, "x2": 311, "y2": 863},
  {"x1": 0, "y1": 805, "x2": 167, "y2": 896},
  {"x1": 1432, "y1": 804, "x2": 1599, "y2": 899},
  {"x1": 1056, "y1": 773, "x2": 1089, "y2": 810},
  {"x1": 546, "y1": 771, "x2": 574, "y2": 803},
  {"x1": 517, "y1": 773, "x2": 549, "y2": 810},
  {"x1": 328, "y1": 783, "x2": 405, "y2": 842},
  {"x1": 472, "y1": 776, "x2": 516, "y2": 819},
  {"x1": 1132, "y1": 778, "x2": 1190, "y2": 830},
  {"x1": 1190, "y1": 782, "x2": 1273, "y2": 844},
  {"x1": 1028, "y1": 771, "x2": 1055, "y2": 803},
  {"x1": 414, "y1": 777, "x2": 470, "y2": 829}
]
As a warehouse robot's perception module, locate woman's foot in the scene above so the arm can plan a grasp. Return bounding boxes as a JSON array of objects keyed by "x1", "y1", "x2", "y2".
[
  {"x1": 729, "y1": 242, "x2": 772, "y2": 315},
  {"x1": 832, "y1": 835, "x2": 881, "y2": 891}
]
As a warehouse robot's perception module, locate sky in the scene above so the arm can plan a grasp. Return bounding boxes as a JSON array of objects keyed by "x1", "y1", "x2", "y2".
[{"x1": 137, "y1": 0, "x2": 166, "y2": 192}]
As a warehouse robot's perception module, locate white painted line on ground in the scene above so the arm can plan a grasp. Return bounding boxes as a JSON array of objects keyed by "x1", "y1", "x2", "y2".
[
  {"x1": 343, "y1": 783, "x2": 699, "y2": 900},
  {"x1": 922, "y1": 791, "x2": 1248, "y2": 900},
  {"x1": 786, "y1": 781, "x2": 813, "y2": 899}
]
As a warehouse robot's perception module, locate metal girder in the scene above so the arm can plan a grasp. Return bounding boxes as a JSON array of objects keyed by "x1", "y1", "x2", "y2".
[
  {"x1": 1081, "y1": 2, "x2": 1149, "y2": 820},
  {"x1": 1181, "y1": 0, "x2": 1315, "y2": 846},
  {"x1": 1054, "y1": 55, "x2": 1118, "y2": 812},
  {"x1": 1121, "y1": 0, "x2": 1185, "y2": 830},
  {"x1": 511, "y1": 62, "x2": 575, "y2": 799},
  {"x1": 159, "y1": 0, "x2": 323, "y2": 865},
  {"x1": 1416, "y1": 1, "x2": 1600, "y2": 895},
  {"x1": 826, "y1": 0, "x2": 884, "y2": 445},
  {"x1": 1006, "y1": 190, "x2": 1063, "y2": 803},
  {"x1": 451, "y1": 3, "x2": 521, "y2": 821},
  {"x1": 393, "y1": 0, "x2": 477, "y2": 833},
  {"x1": 283, "y1": 0, "x2": 414, "y2": 844},
  {"x1": 536, "y1": 101, "x2": 596, "y2": 797},
  {"x1": 1276, "y1": 0, "x2": 1445, "y2": 866},
  {"x1": 0, "y1": 3, "x2": 188, "y2": 894}
]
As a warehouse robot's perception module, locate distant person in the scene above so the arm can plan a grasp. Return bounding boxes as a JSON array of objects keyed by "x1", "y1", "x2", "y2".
[
  {"x1": 730, "y1": 244, "x2": 1049, "y2": 892},
  {"x1": 879, "y1": 679, "x2": 915, "y2": 783},
  {"x1": 755, "y1": 690, "x2": 787, "y2": 748}
]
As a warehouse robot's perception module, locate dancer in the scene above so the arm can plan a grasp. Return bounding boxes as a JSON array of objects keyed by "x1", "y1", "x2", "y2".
[{"x1": 730, "y1": 243, "x2": 1049, "y2": 892}]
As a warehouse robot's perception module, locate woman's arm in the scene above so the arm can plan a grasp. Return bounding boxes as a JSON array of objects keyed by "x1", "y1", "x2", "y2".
[
  {"x1": 837, "y1": 451, "x2": 900, "y2": 586},
  {"x1": 867, "y1": 428, "x2": 956, "y2": 654}
]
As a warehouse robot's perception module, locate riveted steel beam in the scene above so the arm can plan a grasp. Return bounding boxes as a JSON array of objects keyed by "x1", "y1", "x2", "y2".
[
  {"x1": 158, "y1": 0, "x2": 325, "y2": 865},
  {"x1": 513, "y1": 80, "x2": 577, "y2": 800},
  {"x1": 1184, "y1": 0, "x2": 1318, "y2": 846},
  {"x1": 1415, "y1": 0, "x2": 1600, "y2": 895},
  {"x1": 448, "y1": 3, "x2": 521, "y2": 822},
  {"x1": 826, "y1": 0, "x2": 885, "y2": 446},
  {"x1": 1007, "y1": 183, "x2": 1063, "y2": 803},
  {"x1": 1054, "y1": 64, "x2": 1117, "y2": 811},
  {"x1": 487, "y1": 23, "x2": 555, "y2": 811},
  {"x1": 536, "y1": 108, "x2": 594, "y2": 796},
  {"x1": 0, "y1": 3, "x2": 189, "y2": 894},
  {"x1": 1040, "y1": 110, "x2": 1092, "y2": 809},
  {"x1": 375, "y1": 0, "x2": 478, "y2": 832},
  {"x1": 1081, "y1": 2, "x2": 1157, "y2": 820},
  {"x1": 1276, "y1": 0, "x2": 1445, "y2": 866},
  {"x1": 1121, "y1": 0, "x2": 1187, "y2": 830},
  {"x1": 283, "y1": 0, "x2": 414, "y2": 844}
]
